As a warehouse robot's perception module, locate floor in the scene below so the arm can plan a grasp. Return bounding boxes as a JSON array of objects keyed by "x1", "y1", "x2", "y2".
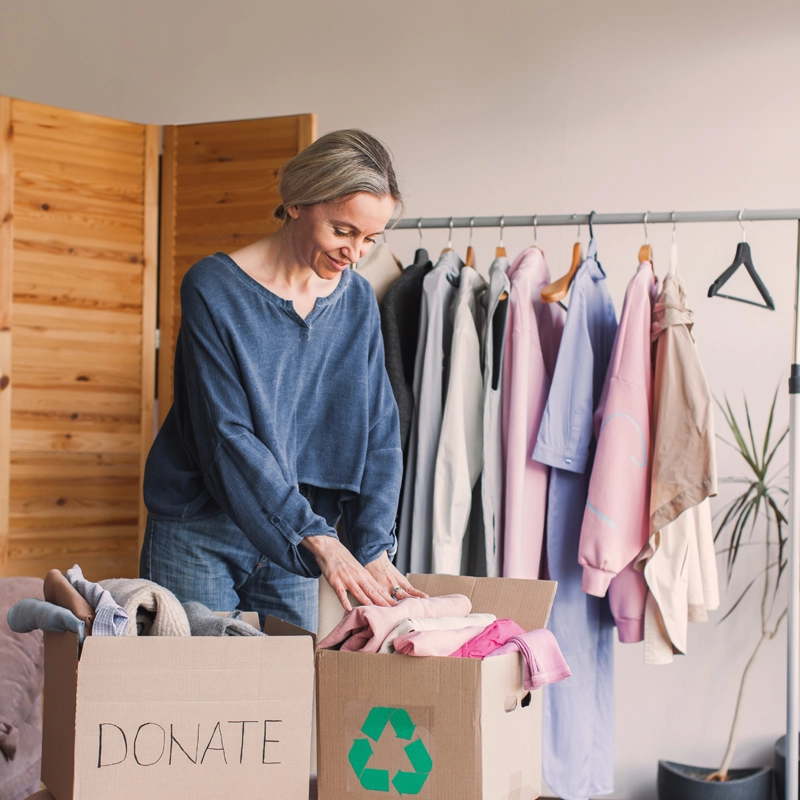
[
  {"x1": 29, "y1": 778, "x2": 318, "y2": 800},
  {"x1": 29, "y1": 777, "x2": 567, "y2": 798}
]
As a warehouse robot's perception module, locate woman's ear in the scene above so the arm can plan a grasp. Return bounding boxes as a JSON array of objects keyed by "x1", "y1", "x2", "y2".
[{"x1": 286, "y1": 204, "x2": 300, "y2": 221}]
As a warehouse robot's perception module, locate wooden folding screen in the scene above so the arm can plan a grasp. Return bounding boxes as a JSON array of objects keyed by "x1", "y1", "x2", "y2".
[
  {"x1": 158, "y1": 114, "x2": 316, "y2": 423},
  {"x1": 0, "y1": 102, "x2": 315, "y2": 580},
  {"x1": 0, "y1": 97, "x2": 158, "y2": 579}
]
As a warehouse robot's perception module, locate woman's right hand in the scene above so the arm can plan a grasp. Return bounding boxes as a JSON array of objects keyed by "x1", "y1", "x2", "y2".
[{"x1": 300, "y1": 535, "x2": 396, "y2": 612}]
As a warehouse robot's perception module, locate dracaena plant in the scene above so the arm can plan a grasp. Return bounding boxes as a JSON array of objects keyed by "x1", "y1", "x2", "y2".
[{"x1": 708, "y1": 388, "x2": 788, "y2": 782}]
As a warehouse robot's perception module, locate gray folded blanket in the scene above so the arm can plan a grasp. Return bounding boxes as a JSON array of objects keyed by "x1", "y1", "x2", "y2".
[
  {"x1": 7, "y1": 598, "x2": 85, "y2": 642},
  {"x1": 182, "y1": 602, "x2": 265, "y2": 637},
  {"x1": 99, "y1": 579, "x2": 190, "y2": 637}
]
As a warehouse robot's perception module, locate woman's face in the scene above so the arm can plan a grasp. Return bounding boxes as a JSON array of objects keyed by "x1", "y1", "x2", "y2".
[{"x1": 286, "y1": 192, "x2": 397, "y2": 280}]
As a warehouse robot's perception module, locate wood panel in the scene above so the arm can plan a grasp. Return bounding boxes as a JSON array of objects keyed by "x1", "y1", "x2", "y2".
[
  {"x1": 157, "y1": 125, "x2": 176, "y2": 435},
  {"x1": 0, "y1": 331, "x2": 10, "y2": 576},
  {"x1": 3, "y1": 96, "x2": 157, "y2": 580},
  {"x1": 157, "y1": 113, "x2": 316, "y2": 423},
  {"x1": 0, "y1": 96, "x2": 13, "y2": 575},
  {"x1": 139, "y1": 125, "x2": 159, "y2": 548}
]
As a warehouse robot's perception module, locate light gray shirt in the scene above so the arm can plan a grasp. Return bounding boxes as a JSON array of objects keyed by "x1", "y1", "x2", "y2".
[
  {"x1": 480, "y1": 258, "x2": 511, "y2": 577},
  {"x1": 395, "y1": 251, "x2": 461, "y2": 573}
]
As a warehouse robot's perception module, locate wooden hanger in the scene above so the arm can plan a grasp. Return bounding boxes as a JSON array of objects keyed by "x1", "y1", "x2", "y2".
[
  {"x1": 540, "y1": 215, "x2": 585, "y2": 304},
  {"x1": 638, "y1": 211, "x2": 653, "y2": 267},
  {"x1": 495, "y1": 216, "x2": 507, "y2": 258},
  {"x1": 441, "y1": 217, "x2": 454, "y2": 255},
  {"x1": 464, "y1": 217, "x2": 475, "y2": 268}
]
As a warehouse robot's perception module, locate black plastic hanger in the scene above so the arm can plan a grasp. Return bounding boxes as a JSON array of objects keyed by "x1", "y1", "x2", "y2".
[
  {"x1": 707, "y1": 210, "x2": 775, "y2": 310},
  {"x1": 413, "y1": 219, "x2": 430, "y2": 268}
]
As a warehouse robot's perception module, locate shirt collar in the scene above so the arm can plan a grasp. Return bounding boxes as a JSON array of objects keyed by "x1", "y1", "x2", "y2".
[{"x1": 582, "y1": 239, "x2": 607, "y2": 281}]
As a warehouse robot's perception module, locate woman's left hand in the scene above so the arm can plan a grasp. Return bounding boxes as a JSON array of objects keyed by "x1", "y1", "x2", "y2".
[{"x1": 365, "y1": 552, "x2": 429, "y2": 602}]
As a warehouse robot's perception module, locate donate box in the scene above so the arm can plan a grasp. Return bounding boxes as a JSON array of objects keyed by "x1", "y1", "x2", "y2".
[
  {"x1": 41, "y1": 616, "x2": 314, "y2": 800},
  {"x1": 316, "y1": 574, "x2": 557, "y2": 800}
]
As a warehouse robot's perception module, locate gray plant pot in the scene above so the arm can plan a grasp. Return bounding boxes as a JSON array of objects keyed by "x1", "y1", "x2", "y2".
[
  {"x1": 658, "y1": 760, "x2": 773, "y2": 800},
  {"x1": 774, "y1": 734, "x2": 799, "y2": 800}
]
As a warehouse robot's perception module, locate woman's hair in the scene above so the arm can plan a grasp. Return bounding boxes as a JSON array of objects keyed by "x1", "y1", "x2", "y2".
[{"x1": 273, "y1": 129, "x2": 403, "y2": 223}]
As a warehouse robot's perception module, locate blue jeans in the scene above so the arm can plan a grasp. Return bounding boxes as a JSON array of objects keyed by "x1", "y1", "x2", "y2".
[{"x1": 139, "y1": 510, "x2": 319, "y2": 633}]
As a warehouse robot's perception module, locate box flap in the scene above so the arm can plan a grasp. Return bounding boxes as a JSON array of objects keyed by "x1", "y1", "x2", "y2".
[
  {"x1": 75, "y1": 636, "x2": 313, "y2": 699},
  {"x1": 213, "y1": 610, "x2": 260, "y2": 629},
  {"x1": 480, "y1": 654, "x2": 543, "y2": 798},
  {"x1": 41, "y1": 631, "x2": 80, "y2": 800},
  {"x1": 407, "y1": 575, "x2": 556, "y2": 632},
  {"x1": 263, "y1": 614, "x2": 316, "y2": 645}
]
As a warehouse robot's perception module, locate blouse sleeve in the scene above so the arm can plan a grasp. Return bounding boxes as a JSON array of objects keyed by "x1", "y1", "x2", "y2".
[
  {"x1": 178, "y1": 276, "x2": 337, "y2": 579},
  {"x1": 341, "y1": 301, "x2": 403, "y2": 566},
  {"x1": 532, "y1": 283, "x2": 595, "y2": 474}
]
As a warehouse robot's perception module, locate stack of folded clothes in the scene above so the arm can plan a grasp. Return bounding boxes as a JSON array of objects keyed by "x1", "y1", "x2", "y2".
[
  {"x1": 6, "y1": 566, "x2": 264, "y2": 651},
  {"x1": 316, "y1": 593, "x2": 571, "y2": 689}
]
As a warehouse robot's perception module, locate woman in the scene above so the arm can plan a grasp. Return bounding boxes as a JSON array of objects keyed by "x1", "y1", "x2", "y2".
[{"x1": 141, "y1": 129, "x2": 425, "y2": 632}]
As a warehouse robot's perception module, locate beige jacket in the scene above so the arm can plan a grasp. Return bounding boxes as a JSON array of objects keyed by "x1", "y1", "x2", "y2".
[
  {"x1": 637, "y1": 256, "x2": 719, "y2": 664},
  {"x1": 354, "y1": 243, "x2": 403, "y2": 302},
  {"x1": 432, "y1": 266, "x2": 487, "y2": 574}
]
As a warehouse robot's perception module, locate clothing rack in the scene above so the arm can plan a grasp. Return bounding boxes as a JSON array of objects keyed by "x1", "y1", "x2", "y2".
[
  {"x1": 393, "y1": 209, "x2": 800, "y2": 229},
  {"x1": 395, "y1": 207, "x2": 800, "y2": 798}
]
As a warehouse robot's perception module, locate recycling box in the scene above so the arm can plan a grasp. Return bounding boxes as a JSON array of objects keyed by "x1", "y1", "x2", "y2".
[
  {"x1": 316, "y1": 574, "x2": 557, "y2": 800},
  {"x1": 40, "y1": 615, "x2": 315, "y2": 800}
]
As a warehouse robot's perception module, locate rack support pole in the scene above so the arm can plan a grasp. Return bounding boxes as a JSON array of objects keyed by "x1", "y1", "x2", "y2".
[{"x1": 788, "y1": 220, "x2": 800, "y2": 800}]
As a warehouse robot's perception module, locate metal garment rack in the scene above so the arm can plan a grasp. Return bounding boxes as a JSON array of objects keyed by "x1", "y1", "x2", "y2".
[{"x1": 395, "y1": 208, "x2": 800, "y2": 797}]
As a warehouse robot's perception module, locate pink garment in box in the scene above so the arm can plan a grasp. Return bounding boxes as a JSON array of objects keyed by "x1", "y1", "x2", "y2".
[
  {"x1": 393, "y1": 624, "x2": 490, "y2": 657},
  {"x1": 316, "y1": 594, "x2": 472, "y2": 653},
  {"x1": 449, "y1": 619, "x2": 526, "y2": 658},
  {"x1": 486, "y1": 628, "x2": 571, "y2": 689}
]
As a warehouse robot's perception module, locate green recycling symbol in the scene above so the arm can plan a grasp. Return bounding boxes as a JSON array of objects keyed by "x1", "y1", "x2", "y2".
[{"x1": 348, "y1": 707, "x2": 432, "y2": 795}]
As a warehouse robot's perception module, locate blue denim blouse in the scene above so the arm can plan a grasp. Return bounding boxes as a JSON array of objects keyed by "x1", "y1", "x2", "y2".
[{"x1": 143, "y1": 253, "x2": 402, "y2": 578}]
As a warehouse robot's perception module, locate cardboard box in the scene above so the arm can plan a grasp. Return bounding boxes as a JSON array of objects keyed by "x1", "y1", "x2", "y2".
[
  {"x1": 42, "y1": 615, "x2": 315, "y2": 800},
  {"x1": 316, "y1": 574, "x2": 557, "y2": 800}
]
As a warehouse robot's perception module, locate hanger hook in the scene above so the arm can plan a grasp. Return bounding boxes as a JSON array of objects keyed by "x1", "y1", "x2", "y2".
[
  {"x1": 643, "y1": 211, "x2": 650, "y2": 243},
  {"x1": 739, "y1": 208, "x2": 747, "y2": 242},
  {"x1": 499, "y1": 215, "x2": 505, "y2": 247},
  {"x1": 469, "y1": 216, "x2": 475, "y2": 247},
  {"x1": 448, "y1": 216, "x2": 454, "y2": 249},
  {"x1": 671, "y1": 211, "x2": 677, "y2": 236},
  {"x1": 532, "y1": 214, "x2": 538, "y2": 245},
  {"x1": 417, "y1": 218, "x2": 423, "y2": 247},
  {"x1": 588, "y1": 210, "x2": 596, "y2": 239},
  {"x1": 572, "y1": 213, "x2": 580, "y2": 241}
]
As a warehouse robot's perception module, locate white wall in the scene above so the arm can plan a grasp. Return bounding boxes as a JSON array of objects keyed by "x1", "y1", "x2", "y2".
[{"x1": 3, "y1": 1, "x2": 799, "y2": 796}]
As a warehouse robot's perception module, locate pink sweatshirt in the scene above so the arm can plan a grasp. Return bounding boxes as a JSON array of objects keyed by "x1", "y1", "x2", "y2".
[
  {"x1": 486, "y1": 629, "x2": 571, "y2": 689},
  {"x1": 449, "y1": 619, "x2": 526, "y2": 658},
  {"x1": 579, "y1": 261, "x2": 658, "y2": 642}
]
